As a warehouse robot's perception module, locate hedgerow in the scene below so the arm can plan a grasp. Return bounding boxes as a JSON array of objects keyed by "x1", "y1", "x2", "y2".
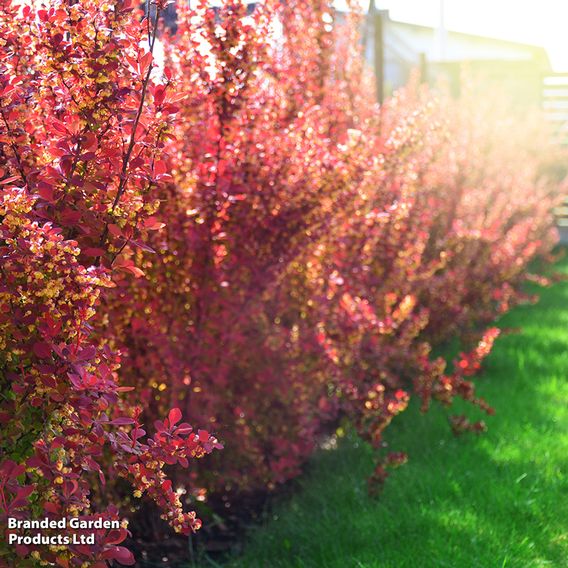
[
  {"x1": 0, "y1": 1, "x2": 222, "y2": 565},
  {"x1": 0, "y1": 0, "x2": 562, "y2": 565}
]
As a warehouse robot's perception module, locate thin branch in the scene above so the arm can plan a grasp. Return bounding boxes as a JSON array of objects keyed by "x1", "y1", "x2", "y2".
[
  {"x1": 98, "y1": 4, "x2": 162, "y2": 260},
  {"x1": 111, "y1": 8, "x2": 160, "y2": 212},
  {"x1": 0, "y1": 108, "x2": 29, "y2": 186}
]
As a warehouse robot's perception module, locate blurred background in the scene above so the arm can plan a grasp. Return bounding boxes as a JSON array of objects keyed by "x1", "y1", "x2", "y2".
[{"x1": 354, "y1": 1, "x2": 568, "y2": 120}]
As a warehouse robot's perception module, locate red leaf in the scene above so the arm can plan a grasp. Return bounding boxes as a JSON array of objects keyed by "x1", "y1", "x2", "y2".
[
  {"x1": 143, "y1": 216, "x2": 166, "y2": 231},
  {"x1": 114, "y1": 258, "x2": 146, "y2": 278},
  {"x1": 154, "y1": 85, "x2": 166, "y2": 106},
  {"x1": 139, "y1": 51, "x2": 153, "y2": 75},
  {"x1": 12, "y1": 485, "x2": 35, "y2": 508},
  {"x1": 168, "y1": 408, "x2": 182, "y2": 426},
  {"x1": 1, "y1": 461, "x2": 25, "y2": 479},
  {"x1": 108, "y1": 417, "x2": 135, "y2": 426},
  {"x1": 44, "y1": 502, "x2": 60, "y2": 514},
  {"x1": 82, "y1": 132, "x2": 98, "y2": 151},
  {"x1": 50, "y1": 119, "x2": 68, "y2": 134},
  {"x1": 154, "y1": 160, "x2": 168, "y2": 176},
  {"x1": 104, "y1": 528, "x2": 128, "y2": 546},
  {"x1": 123, "y1": 266, "x2": 145, "y2": 278},
  {"x1": 101, "y1": 535, "x2": 131, "y2": 558},
  {"x1": 1, "y1": 175, "x2": 21, "y2": 185},
  {"x1": 37, "y1": 182, "x2": 54, "y2": 202},
  {"x1": 131, "y1": 427, "x2": 145, "y2": 440},
  {"x1": 176, "y1": 423, "x2": 192, "y2": 435},
  {"x1": 33, "y1": 342, "x2": 52, "y2": 359},
  {"x1": 108, "y1": 224, "x2": 123, "y2": 237},
  {"x1": 83, "y1": 247, "x2": 106, "y2": 257}
]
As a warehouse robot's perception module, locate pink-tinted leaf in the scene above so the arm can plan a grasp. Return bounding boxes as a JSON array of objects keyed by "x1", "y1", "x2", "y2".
[{"x1": 168, "y1": 408, "x2": 182, "y2": 426}]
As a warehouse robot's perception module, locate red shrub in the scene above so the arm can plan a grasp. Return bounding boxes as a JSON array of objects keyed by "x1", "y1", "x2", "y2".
[
  {"x1": 105, "y1": 0, "x2": 560, "y2": 501},
  {"x1": 0, "y1": 1, "x2": 220, "y2": 566},
  {"x1": 0, "y1": 0, "x2": 563, "y2": 564}
]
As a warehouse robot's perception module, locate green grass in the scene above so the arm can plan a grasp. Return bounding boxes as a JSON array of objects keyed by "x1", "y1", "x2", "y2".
[{"x1": 222, "y1": 259, "x2": 568, "y2": 568}]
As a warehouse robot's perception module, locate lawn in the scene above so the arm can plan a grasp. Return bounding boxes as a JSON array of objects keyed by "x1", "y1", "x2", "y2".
[{"x1": 221, "y1": 258, "x2": 568, "y2": 568}]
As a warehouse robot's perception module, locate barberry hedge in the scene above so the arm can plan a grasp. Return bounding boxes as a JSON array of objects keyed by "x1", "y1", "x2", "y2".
[{"x1": 0, "y1": 0, "x2": 562, "y2": 565}]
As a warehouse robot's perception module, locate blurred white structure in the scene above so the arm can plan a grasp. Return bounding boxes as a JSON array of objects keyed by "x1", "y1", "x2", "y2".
[{"x1": 358, "y1": 8, "x2": 551, "y2": 103}]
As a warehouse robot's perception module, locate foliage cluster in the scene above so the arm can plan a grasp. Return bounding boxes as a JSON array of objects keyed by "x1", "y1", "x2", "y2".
[{"x1": 0, "y1": 0, "x2": 561, "y2": 565}]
